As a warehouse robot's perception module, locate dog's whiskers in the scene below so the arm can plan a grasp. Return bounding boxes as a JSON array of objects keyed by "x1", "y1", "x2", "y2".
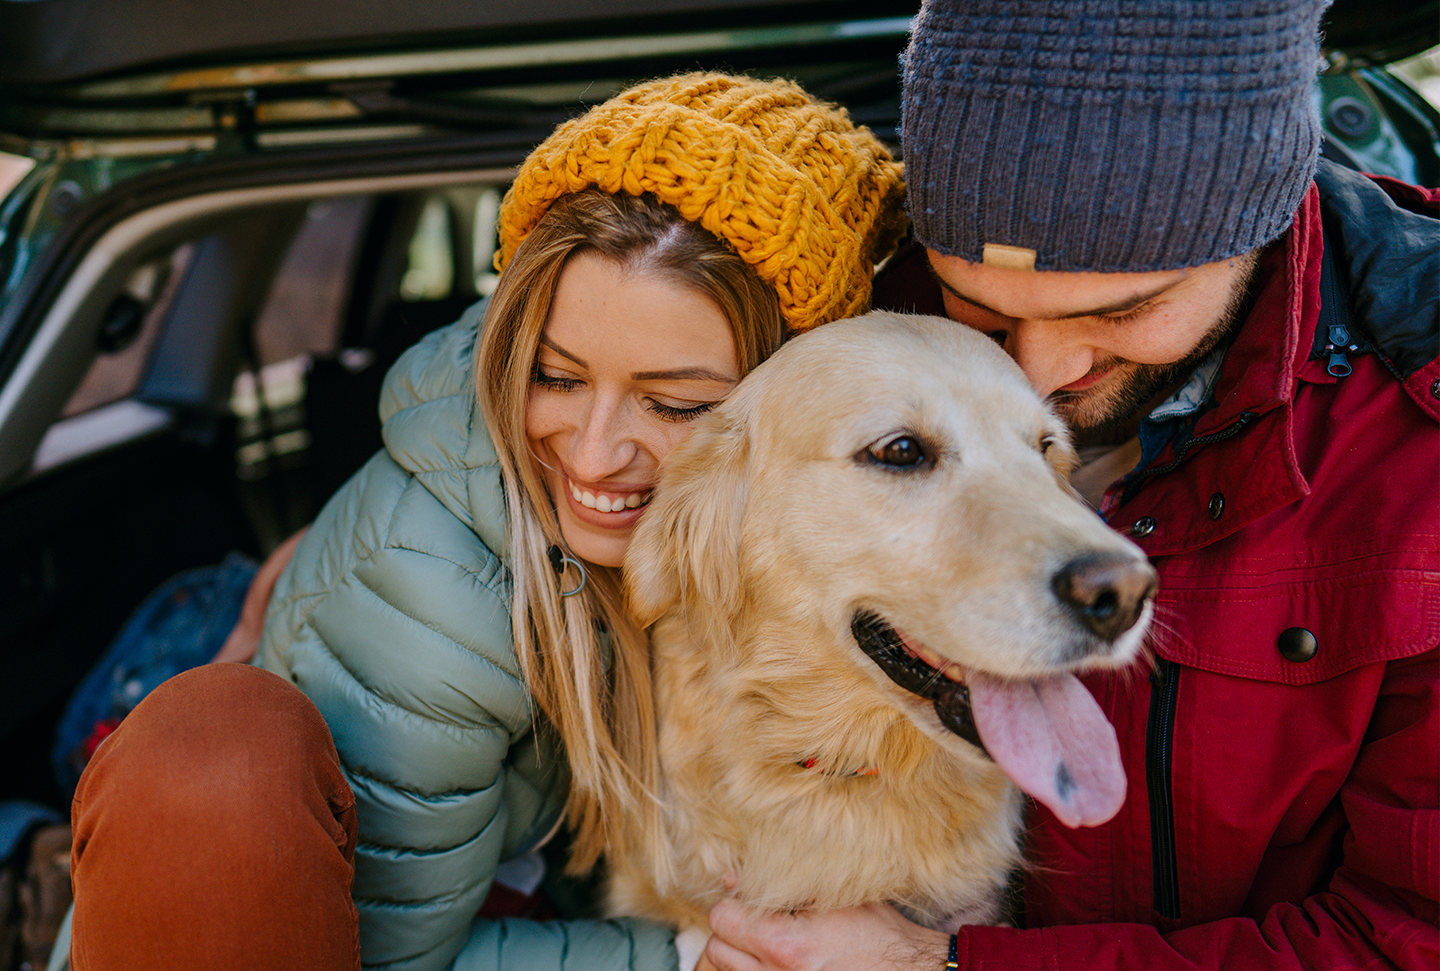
[{"x1": 919, "y1": 666, "x2": 950, "y2": 692}]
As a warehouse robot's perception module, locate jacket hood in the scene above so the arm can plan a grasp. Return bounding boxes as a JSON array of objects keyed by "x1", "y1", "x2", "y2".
[{"x1": 376, "y1": 298, "x2": 509, "y2": 561}]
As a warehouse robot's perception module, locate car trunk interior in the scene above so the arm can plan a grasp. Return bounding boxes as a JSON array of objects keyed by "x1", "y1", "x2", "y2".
[{"x1": 0, "y1": 163, "x2": 517, "y2": 807}]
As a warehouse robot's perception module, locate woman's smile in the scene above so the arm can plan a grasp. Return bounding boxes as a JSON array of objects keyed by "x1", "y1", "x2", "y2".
[{"x1": 561, "y1": 466, "x2": 654, "y2": 524}]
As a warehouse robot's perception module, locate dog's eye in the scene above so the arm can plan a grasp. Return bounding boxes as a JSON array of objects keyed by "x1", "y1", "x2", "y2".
[
  {"x1": 1039, "y1": 435, "x2": 1055, "y2": 456},
  {"x1": 866, "y1": 434, "x2": 929, "y2": 469}
]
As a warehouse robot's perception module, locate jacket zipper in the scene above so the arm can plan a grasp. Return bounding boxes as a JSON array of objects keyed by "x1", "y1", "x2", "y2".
[
  {"x1": 1319, "y1": 232, "x2": 1358, "y2": 377},
  {"x1": 1146, "y1": 656, "x2": 1182, "y2": 919},
  {"x1": 1124, "y1": 412, "x2": 1257, "y2": 919}
]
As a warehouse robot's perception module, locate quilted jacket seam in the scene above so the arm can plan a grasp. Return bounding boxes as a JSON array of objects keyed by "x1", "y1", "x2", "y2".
[
  {"x1": 342, "y1": 568, "x2": 520, "y2": 712},
  {"x1": 346, "y1": 764, "x2": 493, "y2": 802}
]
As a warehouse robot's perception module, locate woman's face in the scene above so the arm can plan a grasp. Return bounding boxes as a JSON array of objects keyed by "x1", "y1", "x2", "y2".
[{"x1": 526, "y1": 251, "x2": 741, "y2": 568}]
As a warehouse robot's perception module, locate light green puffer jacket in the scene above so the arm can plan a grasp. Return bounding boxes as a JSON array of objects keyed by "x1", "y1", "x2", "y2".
[{"x1": 255, "y1": 302, "x2": 677, "y2": 971}]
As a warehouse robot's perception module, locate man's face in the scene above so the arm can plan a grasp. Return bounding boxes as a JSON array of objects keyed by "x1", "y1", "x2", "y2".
[{"x1": 926, "y1": 250, "x2": 1258, "y2": 444}]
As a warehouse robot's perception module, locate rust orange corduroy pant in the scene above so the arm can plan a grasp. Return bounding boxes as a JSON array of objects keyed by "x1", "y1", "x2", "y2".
[{"x1": 69, "y1": 663, "x2": 361, "y2": 970}]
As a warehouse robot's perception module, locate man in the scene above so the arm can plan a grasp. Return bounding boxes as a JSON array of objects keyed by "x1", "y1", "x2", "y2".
[{"x1": 700, "y1": 1, "x2": 1438, "y2": 968}]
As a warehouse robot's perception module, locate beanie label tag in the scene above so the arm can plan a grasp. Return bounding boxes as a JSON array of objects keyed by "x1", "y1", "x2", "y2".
[{"x1": 982, "y1": 244, "x2": 1037, "y2": 272}]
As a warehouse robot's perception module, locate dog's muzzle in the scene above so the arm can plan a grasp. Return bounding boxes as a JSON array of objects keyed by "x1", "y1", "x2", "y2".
[{"x1": 850, "y1": 611, "x2": 989, "y2": 757}]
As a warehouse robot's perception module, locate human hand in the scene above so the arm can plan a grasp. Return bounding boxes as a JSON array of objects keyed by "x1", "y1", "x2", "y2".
[
  {"x1": 704, "y1": 898, "x2": 949, "y2": 971},
  {"x1": 210, "y1": 527, "x2": 308, "y2": 664}
]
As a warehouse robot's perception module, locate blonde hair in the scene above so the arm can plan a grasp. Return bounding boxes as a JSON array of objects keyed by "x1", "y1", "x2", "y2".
[{"x1": 476, "y1": 188, "x2": 783, "y2": 871}]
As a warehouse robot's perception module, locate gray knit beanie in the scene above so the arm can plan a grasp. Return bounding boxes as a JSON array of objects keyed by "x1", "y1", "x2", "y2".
[{"x1": 901, "y1": 0, "x2": 1329, "y2": 273}]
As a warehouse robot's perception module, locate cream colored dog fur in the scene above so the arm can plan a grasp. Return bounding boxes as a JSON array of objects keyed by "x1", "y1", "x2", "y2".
[{"x1": 615, "y1": 312, "x2": 1156, "y2": 936}]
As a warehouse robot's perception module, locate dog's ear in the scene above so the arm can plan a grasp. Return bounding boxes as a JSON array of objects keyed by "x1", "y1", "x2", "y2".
[{"x1": 624, "y1": 407, "x2": 752, "y2": 629}]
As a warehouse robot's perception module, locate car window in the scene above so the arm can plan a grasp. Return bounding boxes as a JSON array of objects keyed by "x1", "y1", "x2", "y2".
[
  {"x1": 472, "y1": 186, "x2": 502, "y2": 297},
  {"x1": 56, "y1": 194, "x2": 367, "y2": 421},
  {"x1": 1394, "y1": 45, "x2": 1440, "y2": 105},
  {"x1": 46, "y1": 180, "x2": 502, "y2": 497},
  {"x1": 228, "y1": 184, "x2": 503, "y2": 544},
  {"x1": 400, "y1": 196, "x2": 454, "y2": 302},
  {"x1": 252, "y1": 196, "x2": 372, "y2": 368}
]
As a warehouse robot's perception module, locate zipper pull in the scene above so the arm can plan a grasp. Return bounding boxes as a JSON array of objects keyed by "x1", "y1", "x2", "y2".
[{"x1": 1325, "y1": 323, "x2": 1357, "y2": 377}]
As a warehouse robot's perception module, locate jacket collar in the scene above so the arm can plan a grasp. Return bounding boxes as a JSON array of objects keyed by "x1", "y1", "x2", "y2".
[
  {"x1": 1198, "y1": 184, "x2": 1322, "y2": 438},
  {"x1": 1102, "y1": 185, "x2": 1323, "y2": 556}
]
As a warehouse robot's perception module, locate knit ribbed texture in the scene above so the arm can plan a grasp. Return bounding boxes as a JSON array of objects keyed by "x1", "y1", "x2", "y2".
[
  {"x1": 498, "y1": 73, "x2": 907, "y2": 331},
  {"x1": 902, "y1": 0, "x2": 1328, "y2": 272}
]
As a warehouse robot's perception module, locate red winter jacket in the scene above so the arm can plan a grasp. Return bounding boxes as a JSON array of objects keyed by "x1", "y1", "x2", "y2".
[{"x1": 873, "y1": 161, "x2": 1439, "y2": 970}]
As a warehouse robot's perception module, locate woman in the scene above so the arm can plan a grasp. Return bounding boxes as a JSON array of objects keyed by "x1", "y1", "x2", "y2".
[{"x1": 66, "y1": 73, "x2": 903, "y2": 971}]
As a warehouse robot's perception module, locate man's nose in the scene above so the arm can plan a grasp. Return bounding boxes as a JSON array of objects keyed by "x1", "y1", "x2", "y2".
[{"x1": 995, "y1": 320, "x2": 1096, "y2": 397}]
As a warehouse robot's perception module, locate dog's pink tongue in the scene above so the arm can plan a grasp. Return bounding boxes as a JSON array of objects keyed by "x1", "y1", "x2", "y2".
[{"x1": 967, "y1": 671, "x2": 1126, "y2": 828}]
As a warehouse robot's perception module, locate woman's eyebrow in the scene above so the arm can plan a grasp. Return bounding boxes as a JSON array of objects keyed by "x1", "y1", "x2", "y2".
[
  {"x1": 632, "y1": 366, "x2": 738, "y2": 382},
  {"x1": 539, "y1": 335, "x2": 585, "y2": 366},
  {"x1": 540, "y1": 336, "x2": 736, "y2": 383}
]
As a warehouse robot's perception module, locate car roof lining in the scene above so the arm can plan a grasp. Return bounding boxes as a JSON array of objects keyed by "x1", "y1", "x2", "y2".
[{"x1": 0, "y1": 0, "x2": 914, "y2": 87}]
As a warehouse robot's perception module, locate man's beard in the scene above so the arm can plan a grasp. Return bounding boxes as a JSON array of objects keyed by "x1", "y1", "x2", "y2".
[{"x1": 1050, "y1": 257, "x2": 1260, "y2": 443}]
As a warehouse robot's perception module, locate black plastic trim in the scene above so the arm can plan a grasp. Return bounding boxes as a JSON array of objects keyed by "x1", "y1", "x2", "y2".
[{"x1": 1146, "y1": 656, "x2": 1182, "y2": 920}]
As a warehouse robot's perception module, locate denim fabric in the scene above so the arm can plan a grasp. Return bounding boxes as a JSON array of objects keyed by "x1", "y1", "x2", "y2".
[
  {"x1": 51, "y1": 552, "x2": 258, "y2": 796},
  {"x1": 0, "y1": 799, "x2": 61, "y2": 864}
]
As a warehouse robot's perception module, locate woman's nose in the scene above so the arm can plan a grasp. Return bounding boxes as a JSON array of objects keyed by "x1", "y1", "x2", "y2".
[
  {"x1": 568, "y1": 397, "x2": 640, "y2": 478},
  {"x1": 997, "y1": 320, "x2": 1096, "y2": 397}
]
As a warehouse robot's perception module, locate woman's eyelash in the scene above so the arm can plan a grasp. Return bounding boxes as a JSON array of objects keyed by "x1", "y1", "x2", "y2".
[
  {"x1": 531, "y1": 366, "x2": 581, "y2": 391},
  {"x1": 532, "y1": 365, "x2": 717, "y2": 422},
  {"x1": 647, "y1": 400, "x2": 718, "y2": 423}
]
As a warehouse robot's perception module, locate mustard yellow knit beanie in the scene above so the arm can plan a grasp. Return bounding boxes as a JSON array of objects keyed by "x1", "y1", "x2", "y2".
[{"x1": 496, "y1": 73, "x2": 906, "y2": 332}]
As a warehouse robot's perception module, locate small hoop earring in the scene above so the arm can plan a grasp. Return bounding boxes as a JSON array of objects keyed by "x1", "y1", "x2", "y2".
[{"x1": 546, "y1": 544, "x2": 588, "y2": 597}]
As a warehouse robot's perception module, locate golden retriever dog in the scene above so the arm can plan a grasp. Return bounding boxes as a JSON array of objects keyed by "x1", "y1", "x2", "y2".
[{"x1": 615, "y1": 311, "x2": 1156, "y2": 939}]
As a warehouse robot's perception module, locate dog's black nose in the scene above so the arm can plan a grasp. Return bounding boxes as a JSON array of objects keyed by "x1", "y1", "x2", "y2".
[{"x1": 1052, "y1": 553, "x2": 1158, "y2": 643}]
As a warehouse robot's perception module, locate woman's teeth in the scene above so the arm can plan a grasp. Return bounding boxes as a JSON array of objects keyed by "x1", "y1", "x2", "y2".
[{"x1": 571, "y1": 483, "x2": 650, "y2": 513}]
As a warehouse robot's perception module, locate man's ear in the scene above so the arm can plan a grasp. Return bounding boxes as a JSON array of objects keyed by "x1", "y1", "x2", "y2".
[{"x1": 624, "y1": 408, "x2": 751, "y2": 628}]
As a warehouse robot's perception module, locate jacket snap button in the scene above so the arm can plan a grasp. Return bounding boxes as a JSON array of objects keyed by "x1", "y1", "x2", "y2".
[
  {"x1": 1207, "y1": 493, "x2": 1225, "y2": 520},
  {"x1": 1431, "y1": 378, "x2": 1440, "y2": 401},
  {"x1": 1130, "y1": 516, "x2": 1156, "y2": 537},
  {"x1": 1278, "y1": 627, "x2": 1318, "y2": 662}
]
